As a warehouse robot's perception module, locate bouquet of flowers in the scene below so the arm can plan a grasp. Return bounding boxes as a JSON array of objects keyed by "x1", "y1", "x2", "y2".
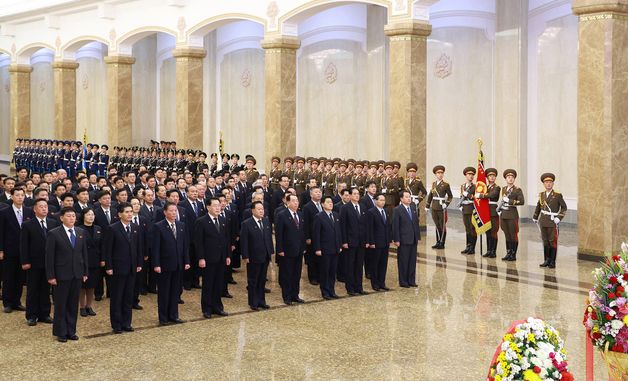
[
  {"x1": 487, "y1": 317, "x2": 574, "y2": 381},
  {"x1": 583, "y1": 244, "x2": 628, "y2": 353}
]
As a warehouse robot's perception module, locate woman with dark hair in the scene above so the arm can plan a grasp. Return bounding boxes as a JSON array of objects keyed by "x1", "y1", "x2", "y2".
[{"x1": 77, "y1": 207, "x2": 104, "y2": 317}]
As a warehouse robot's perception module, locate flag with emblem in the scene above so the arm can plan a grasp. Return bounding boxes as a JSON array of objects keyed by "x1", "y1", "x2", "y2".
[
  {"x1": 82, "y1": 129, "x2": 88, "y2": 171},
  {"x1": 472, "y1": 143, "x2": 492, "y2": 234}
]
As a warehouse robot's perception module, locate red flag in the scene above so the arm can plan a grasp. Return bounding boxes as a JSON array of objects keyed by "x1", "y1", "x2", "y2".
[{"x1": 472, "y1": 149, "x2": 491, "y2": 234}]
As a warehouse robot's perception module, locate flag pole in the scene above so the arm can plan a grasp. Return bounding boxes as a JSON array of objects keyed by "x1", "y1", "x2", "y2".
[{"x1": 477, "y1": 138, "x2": 484, "y2": 257}]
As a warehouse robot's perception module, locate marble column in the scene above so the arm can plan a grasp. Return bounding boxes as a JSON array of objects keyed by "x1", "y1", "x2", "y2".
[
  {"x1": 261, "y1": 36, "x2": 300, "y2": 167},
  {"x1": 385, "y1": 21, "x2": 431, "y2": 227},
  {"x1": 173, "y1": 47, "x2": 206, "y2": 150},
  {"x1": 104, "y1": 55, "x2": 135, "y2": 147},
  {"x1": 573, "y1": 0, "x2": 628, "y2": 259},
  {"x1": 52, "y1": 60, "x2": 79, "y2": 140},
  {"x1": 9, "y1": 64, "x2": 32, "y2": 155}
]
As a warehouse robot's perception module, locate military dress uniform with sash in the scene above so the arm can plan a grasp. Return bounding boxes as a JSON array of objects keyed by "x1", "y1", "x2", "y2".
[
  {"x1": 282, "y1": 157, "x2": 295, "y2": 188},
  {"x1": 405, "y1": 162, "x2": 427, "y2": 209},
  {"x1": 499, "y1": 169, "x2": 525, "y2": 261},
  {"x1": 533, "y1": 173, "x2": 567, "y2": 269},
  {"x1": 477, "y1": 168, "x2": 501, "y2": 258},
  {"x1": 459, "y1": 167, "x2": 477, "y2": 255},
  {"x1": 425, "y1": 165, "x2": 453, "y2": 249},
  {"x1": 269, "y1": 157, "x2": 282, "y2": 191},
  {"x1": 322, "y1": 170, "x2": 336, "y2": 197}
]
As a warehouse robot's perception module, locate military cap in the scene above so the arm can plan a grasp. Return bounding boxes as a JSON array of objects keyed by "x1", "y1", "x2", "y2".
[
  {"x1": 333, "y1": 158, "x2": 341, "y2": 165},
  {"x1": 284, "y1": 157, "x2": 293, "y2": 164},
  {"x1": 102, "y1": 145, "x2": 108, "y2": 150},
  {"x1": 92, "y1": 144, "x2": 100, "y2": 149},
  {"x1": 271, "y1": 156, "x2": 281, "y2": 163},
  {"x1": 355, "y1": 161, "x2": 364, "y2": 168},
  {"x1": 463, "y1": 167, "x2": 476, "y2": 175},
  {"x1": 310, "y1": 158, "x2": 319, "y2": 165},
  {"x1": 210, "y1": 153, "x2": 217, "y2": 159},
  {"x1": 503, "y1": 169, "x2": 517, "y2": 179},
  {"x1": 385, "y1": 162, "x2": 394, "y2": 169},
  {"x1": 432, "y1": 165, "x2": 445, "y2": 174},
  {"x1": 485, "y1": 168, "x2": 498, "y2": 177},
  {"x1": 347, "y1": 159, "x2": 356, "y2": 166},
  {"x1": 540, "y1": 172, "x2": 555, "y2": 182},
  {"x1": 231, "y1": 153, "x2": 240, "y2": 160},
  {"x1": 406, "y1": 162, "x2": 418, "y2": 172},
  {"x1": 339, "y1": 161, "x2": 348, "y2": 168},
  {"x1": 199, "y1": 152, "x2": 207, "y2": 158},
  {"x1": 246, "y1": 157, "x2": 256, "y2": 165},
  {"x1": 377, "y1": 160, "x2": 385, "y2": 167},
  {"x1": 392, "y1": 161, "x2": 401, "y2": 169},
  {"x1": 306, "y1": 156, "x2": 314, "y2": 163},
  {"x1": 369, "y1": 161, "x2": 378, "y2": 168},
  {"x1": 296, "y1": 156, "x2": 305, "y2": 164}
]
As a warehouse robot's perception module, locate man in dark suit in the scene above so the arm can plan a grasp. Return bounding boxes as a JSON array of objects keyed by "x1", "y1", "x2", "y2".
[
  {"x1": 339, "y1": 188, "x2": 368, "y2": 296},
  {"x1": 275, "y1": 194, "x2": 306, "y2": 305},
  {"x1": 195, "y1": 198, "x2": 230, "y2": 318},
  {"x1": 270, "y1": 175, "x2": 289, "y2": 222},
  {"x1": 45, "y1": 207, "x2": 88, "y2": 342},
  {"x1": 240, "y1": 201, "x2": 274, "y2": 311},
  {"x1": 392, "y1": 190, "x2": 420, "y2": 288},
  {"x1": 92, "y1": 191, "x2": 118, "y2": 300},
  {"x1": 0, "y1": 188, "x2": 33, "y2": 312},
  {"x1": 366, "y1": 194, "x2": 391, "y2": 291},
  {"x1": 302, "y1": 187, "x2": 323, "y2": 285},
  {"x1": 104, "y1": 202, "x2": 142, "y2": 333},
  {"x1": 312, "y1": 195, "x2": 342, "y2": 299},
  {"x1": 179, "y1": 185, "x2": 203, "y2": 290},
  {"x1": 360, "y1": 181, "x2": 378, "y2": 278},
  {"x1": 152, "y1": 202, "x2": 190, "y2": 325},
  {"x1": 20, "y1": 198, "x2": 59, "y2": 325},
  {"x1": 218, "y1": 192, "x2": 238, "y2": 297}
]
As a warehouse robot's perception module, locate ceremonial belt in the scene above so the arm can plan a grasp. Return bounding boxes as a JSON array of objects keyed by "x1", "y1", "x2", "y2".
[
  {"x1": 541, "y1": 210, "x2": 559, "y2": 218},
  {"x1": 433, "y1": 197, "x2": 446, "y2": 201},
  {"x1": 489, "y1": 201, "x2": 498, "y2": 205},
  {"x1": 461, "y1": 200, "x2": 473, "y2": 205}
]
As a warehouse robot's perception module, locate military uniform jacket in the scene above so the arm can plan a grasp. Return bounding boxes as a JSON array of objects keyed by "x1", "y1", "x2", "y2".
[
  {"x1": 308, "y1": 169, "x2": 323, "y2": 187},
  {"x1": 270, "y1": 168, "x2": 282, "y2": 186},
  {"x1": 500, "y1": 186, "x2": 525, "y2": 220},
  {"x1": 477, "y1": 183, "x2": 501, "y2": 217},
  {"x1": 293, "y1": 169, "x2": 308, "y2": 188},
  {"x1": 426, "y1": 181, "x2": 453, "y2": 211},
  {"x1": 352, "y1": 174, "x2": 366, "y2": 194},
  {"x1": 282, "y1": 169, "x2": 295, "y2": 187},
  {"x1": 406, "y1": 178, "x2": 427, "y2": 205},
  {"x1": 322, "y1": 171, "x2": 336, "y2": 195},
  {"x1": 532, "y1": 190, "x2": 567, "y2": 228},
  {"x1": 460, "y1": 183, "x2": 476, "y2": 215},
  {"x1": 381, "y1": 176, "x2": 399, "y2": 196},
  {"x1": 245, "y1": 169, "x2": 260, "y2": 184},
  {"x1": 336, "y1": 173, "x2": 352, "y2": 190}
]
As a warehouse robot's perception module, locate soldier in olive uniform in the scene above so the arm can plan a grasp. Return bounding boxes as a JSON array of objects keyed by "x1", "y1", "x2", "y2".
[
  {"x1": 477, "y1": 168, "x2": 501, "y2": 258},
  {"x1": 533, "y1": 173, "x2": 567, "y2": 269},
  {"x1": 293, "y1": 157, "x2": 308, "y2": 195},
  {"x1": 269, "y1": 156, "x2": 282, "y2": 191},
  {"x1": 459, "y1": 167, "x2": 477, "y2": 255},
  {"x1": 244, "y1": 157, "x2": 260, "y2": 185},
  {"x1": 405, "y1": 162, "x2": 427, "y2": 208},
  {"x1": 499, "y1": 169, "x2": 525, "y2": 261},
  {"x1": 321, "y1": 159, "x2": 336, "y2": 197},
  {"x1": 425, "y1": 165, "x2": 453, "y2": 249},
  {"x1": 351, "y1": 162, "x2": 367, "y2": 195},
  {"x1": 381, "y1": 163, "x2": 400, "y2": 211},
  {"x1": 307, "y1": 158, "x2": 323, "y2": 188},
  {"x1": 282, "y1": 157, "x2": 295, "y2": 188},
  {"x1": 335, "y1": 161, "x2": 352, "y2": 197}
]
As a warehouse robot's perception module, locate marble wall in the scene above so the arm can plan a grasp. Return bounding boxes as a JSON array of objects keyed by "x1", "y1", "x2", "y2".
[
  {"x1": 203, "y1": 31, "x2": 218, "y2": 157},
  {"x1": 30, "y1": 60, "x2": 54, "y2": 139},
  {"x1": 132, "y1": 35, "x2": 157, "y2": 146},
  {"x1": 76, "y1": 55, "x2": 108, "y2": 143},
  {"x1": 160, "y1": 57, "x2": 176, "y2": 141},
  {"x1": 0, "y1": 62, "x2": 9, "y2": 156}
]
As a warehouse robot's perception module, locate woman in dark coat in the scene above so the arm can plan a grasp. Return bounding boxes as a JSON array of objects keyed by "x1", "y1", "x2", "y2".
[{"x1": 78, "y1": 208, "x2": 104, "y2": 317}]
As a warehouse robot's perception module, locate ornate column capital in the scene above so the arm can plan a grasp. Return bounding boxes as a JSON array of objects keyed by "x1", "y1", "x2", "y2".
[
  {"x1": 52, "y1": 60, "x2": 79, "y2": 70},
  {"x1": 384, "y1": 21, "x2": 432, "y2": 38},
  {"x1": 260, "y1": 36, "x2": 301, "y2": 50},
  {"x1": 8, "y1": 64, "x2": 33, "y2": 74},
  {"x1": 172, "y1": 47, "x2": 207, "y2": 59},
  {"x1": 104, "y1": 55, "x2": 136, "y2": 65},
  {"x1": 572, "y1": 0, "x2": 628, "y2": 15}
]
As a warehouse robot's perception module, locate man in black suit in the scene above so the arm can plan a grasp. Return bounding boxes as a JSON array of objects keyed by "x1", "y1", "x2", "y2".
[
  {"x1": 312, "y1": 195, "x2": 342, "y2": 300},
  {"x1": 92, "y1": 191, "x2": 117, "y2": 300},
  {"x1": 179, "y1": 185, "x2": 203, "y2": 290},
  {"x1": 152, "y1": 202, "x2": 190, "y2": 325},
  {"x1": 240, "y1": 201, "x2": 274, "y2": 311},
  {"x1": 73, "y1": 188, "x2": 93, "y2": 225},
  {"x1": 392, "y1": 190, "x2": 420, "y2": 288},
  {"x1": 339, "y1": 188, "x2": 368, "y2": 296},
  {"x1": 366, "y1": 194, "x2": 391, "y2": 291},
  {"x1": 0, "y1": 177, "x2": 15, "y2": 204},
  {"x1": 275, "y1": 194, "x2": 306, "y2": 305},
  {"x1": 20, "y1": 198, "x2": 59, "y2": 325},
  {"x1": 360, "y1": 181, "x2": 378, "y2": 278},
  {"x1": 45, "y1": 207, "x2": 88, "y2": 342},
  {"x1": 271, "y1": 175, "x2": 289, "y2": 218},
  {"x1": 302, "y1": 187, "x2": 323, "y2": 285},
  {"x1": 0, "y1": 188, "x2": 33, "y2": 312},
  {"x1": 104, "y1": 202, "x2": 142, "y2": 333},
  {"x1": 195, "y1": 198, "x2": 230, "y2": 319},
  {"x1": 218, "y1": 192, "x2": 238, "y2": 297}
]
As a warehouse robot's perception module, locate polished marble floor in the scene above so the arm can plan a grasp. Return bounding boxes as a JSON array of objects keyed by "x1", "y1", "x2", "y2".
[{"x1": 0, "y1": 216, "x2": 608, "y2": 380}]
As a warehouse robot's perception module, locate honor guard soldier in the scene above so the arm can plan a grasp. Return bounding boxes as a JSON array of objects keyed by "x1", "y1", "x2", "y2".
[
  {"x1": 425, "y1": 165, "x2": 453, "y2": 249},
  {"x1": 293, "y1": 157, "x2": 308, "y2": 195},
  {"x1": 229, "y1": 154, "x2": 242, "y2": 173},
  {"x1": 245, "y1": 156, "x2": 260, "y2": 184},
  {"x1": 197, "y1": 152, "x2": 209, "y2": 175},
  {"x1": 533, "y1": 173, "x2": 567, "y2": 269},
  {"x1": 366, "y1": 162, "x2": 379, "y2": 189},
  {"x1": 335, "y1": 161, "x2": 352, "y2": 196},
  {"x1": 321, "y1": 159, "x2": 336, "y2": 197},
  {"x1": 209, "y1": 153, "x2": 219, "y2": 176},
  {"x1": 405, "y1": 162, "x2": 427, "y2": 209},
  {"x1": 307, "y1": 158, "x2": 322, "y2": 188},
  {"x1": 269, "y1": 156, "x2": 282, "y2": 191},
  {"x1": 498, "y1": 169, "x2": 525, "y2": 261},
  {"x1": 282, "y1": 157, "x2": 295, "y2": 188},
  {"x1": 459, "y1": 167, "x2": 477, "y2": 255},
  {"x1": 381, "y1": 162, "x2": 400, "y2": 210},
  {"x1": 477, "y1": 168, "x2": 501, "y2": 258},
  {"x1": 352, "y1": 162, "x2": 367, "y2": 195}
]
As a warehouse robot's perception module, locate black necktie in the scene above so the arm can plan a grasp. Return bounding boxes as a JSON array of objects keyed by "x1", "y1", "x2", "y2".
[
  {"x1": 355, "y1": 204, "x2": 359, "y2": 214},
  {"x1": 329, "y1": 213, "x2": 334, "y2": 224},
  {"x1": 126, "y1": 225, "x2": 131, "y2": 239},
  {"x1": 381, "y1": 209, "x2": 386, "y2": 223},
  {"x1": 40, "y1": 220, "x2": 47, "y2": 235},
  {"x1": 258, "y1": 219, "x2": 263, "y2": 230},
  {"x1": 214, "y1": 217, "x2": 220, "y2": 232},
  {"x1": 149, "y1": 206, "x2": 153, "y2": 214}
]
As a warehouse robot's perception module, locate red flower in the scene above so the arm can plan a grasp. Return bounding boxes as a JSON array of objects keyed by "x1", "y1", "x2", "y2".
[
  {"x1": 533, "y1": 366, "x2": 541, "y2": 373},
  {"x1": 609, "y1": 292, "x2": 617, "y2": 300},
  {"x1": 613, "y1": 255, "x2": 621, "y2": 262},
  {"x1": 610, "y1": 276, "x2": 618, "y2": 284},
  {"x1": 561, "y1": 371, "x2": 574, "y2": 381},
  {"x1": 592, "y1": 332, "x2": 602, "y2": 340},
  {"x1": 612, "y1": 344, "x2": 624, "y2": 352},
  {"x1": 591, "y1": 311, "x2": 598, "y2": 320},
  {"x1": 618, "y1": 286, "x2": 625, "y2": 294},
  {"x1": 606, "y1": 314, "x2": 614, "y2": 321},
  {"x1": 623, "y1": 273, "x2": 628, "y2": 281}
]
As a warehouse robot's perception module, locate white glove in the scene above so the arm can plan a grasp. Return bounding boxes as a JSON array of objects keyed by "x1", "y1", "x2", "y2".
[
  {"x1": 424, "y1": 207, "x2": 430, "y2": 212},
  {"x1": 532, "y1": 219, "x2": 538, "y2": 223},
  {"x1": 502, "y1": 196, "x2": 510, "y2": 203},
  {"x1": 462, "y1": 191, "x2": 468, "y2": 197},
  {"x1": 474, "y1": 193, "x2": 480, "y2": 198},
  {"x1": 553, "y1": 217, "x2": 560, "y2": 225},
  {"x1": 459, "y1": 206, "x2": 463, "y2": 211}
]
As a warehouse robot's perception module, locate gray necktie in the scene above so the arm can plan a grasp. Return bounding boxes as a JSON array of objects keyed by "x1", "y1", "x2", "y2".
[
  {"x1": 16, "y1": 209, "x2": 22, "y2": 226},
  {"x1": 105, "y1": 209, "x2": 111, "y2": 223},
  {"x1": 171, "y1": 223, "x2": 177, "y2": 239},
  {"x1": 214, "y1": 217, "x2": 220, "y2": 232}
]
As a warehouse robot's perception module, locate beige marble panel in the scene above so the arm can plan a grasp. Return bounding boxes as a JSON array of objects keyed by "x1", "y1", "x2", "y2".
[
  {"x1": 262, "y1": 36, "x2": 300, "y2": 169},
  {"x1": 160, "y1": 58, "x2": 176, "y2": 142},
  {"x1": 174, "y1": 48, "x2": 206, "y2": 150},
  {"x1": 132, "y1": 36, "x2": 156, "y2": 147},
  {"x1": 76, "y1": 57, "x2": 107, "y2": 144},
  {"x1": 53, "y1": 61, "x2": 79, "y2": 141},
  {"x1": 575, "y1": 10, "x2": 628, "y2": 258},
  {"x1": 30, "y1": 62, "x2": 54, "y2": 139},
  {"x1": 9, "y1": 64, "x2": 32, "y2": 154},
  {"x1": 105, "y1": 55, "x2": 135, "y2": 147},
  {"x1": 0, "y1": 65, "x2": 10, "y2": 155},
  {"x1": 203, "y1": 32, "x2": 218, "y2": 156}
]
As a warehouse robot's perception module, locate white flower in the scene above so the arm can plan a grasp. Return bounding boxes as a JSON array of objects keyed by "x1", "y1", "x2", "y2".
[
  {"x1": 621, "y1": 241, "x2": 628, "y2": 253},
  {"x1": 611, "y1": 319, "x2": 625, "y2": 330}
]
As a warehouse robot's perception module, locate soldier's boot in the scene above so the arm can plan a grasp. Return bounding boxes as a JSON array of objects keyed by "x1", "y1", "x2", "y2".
[
  {"x1": 482, "y1": 236, "x2": 493, "y2": 257},
  {"x1": 539, "y1": 246, "x2": 550, "y2": 267},
  {"x1": 467, "y1": 235, "x2": 477, "y2": 255},
  {"x1": 548, "y1": 247, "x2": 557, "y2": 269},
  {"x1": 438, "y1": 232, "x2": 447, "y2": 249},
  {"x1": 502, "y1": 241, "x2": 512, "y2": 261},
  {"x1": 508, "y1": 241, "x2": 518, "y2": 261},
  {"x1": 490, "y1": 237, "x2": 498, "y2": 258},
  {"x1": 461, "y1": 234, "x2": 471, "y2": 254},
  {"x1": 432, "y1": 229, "x2": 441, "y2": 249}
]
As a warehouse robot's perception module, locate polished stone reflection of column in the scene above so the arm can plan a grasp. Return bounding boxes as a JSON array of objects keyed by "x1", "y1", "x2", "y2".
[
  {"x1": 573, "y1": 1, "x2": 628, "y2": 259},
  {"x1": 173, "y1": 47, "x2": 206, "y2": 150},
  {"x1": 53, "y1": 61, "x2": 79, "y2": 140},
  {"x1": 261, "y1": 36, "x2": 300, "y2": 167},
  {"x1": 9, "y1": 64, "x2": 32, "y2": 154},
  {"x1": 385, "y1": 21, "x2": 431, "y2": 227},
  {"x1": 105, "y1": 55, "x2": 135, "y2": 147}
]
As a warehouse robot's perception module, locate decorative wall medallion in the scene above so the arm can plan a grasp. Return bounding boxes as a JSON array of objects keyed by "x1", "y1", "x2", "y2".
[
  {"x1": 81, "y1": 73, "x2": 89, "y2": 90},
  {"x1": 324, "y1": 62, "x2": 337, "y2": 84},
  {"x1": 39, "y1": 81, "x2": 46, "y2": 93},
  {"x1": 240, "y1": 69, "x2": 252, "y2": 88},
  {"x1": 177, "y1": 17, "x2": 186, "y2": 35},
  {"x1": 266, "y1": 1, "x2": 279, "y2": 30},
  {"x1": 434, "y1": 53, "x2": 452, "y2": 79}
]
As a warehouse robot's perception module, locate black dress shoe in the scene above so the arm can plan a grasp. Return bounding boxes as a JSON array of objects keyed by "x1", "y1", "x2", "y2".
[
  {"x1": 400, "y1": 285, "x2": 410, "y2": 288},
  {"x1": 310, "y1": 281, "x2": 319, "y2": 286},
  {"x1": 284, "y1": 300, "x2": 293, "y2": 305},
  {"x1": 222, "y1": 293, "x2": 233, "y2": 299},
  {"x1": 294, "y1": 298, "x2": 305, "y2": 303},
  {"x1": 159, "y1": 321, "x2": 171, "y2": 326},
  {"x1": 178, "y1": 300, "x2": 185, "y2": 304},
  {"x1": 347, "y1": 292, "x2": 358, "y2": 296},
  {"x1": 3, "y1": 307, "x2": 13, "y2": 313},
  {"x1": 140, "y1": 291, "x2": 148, "y2": 296},
  {"x1": 183, "y1": 286, "x2": 192, "y2": 291},
  {"x1": 215, "y1": 310, "x2": 228, "y2": 316},
  {"x1": 250, "y1": 306, "x2": 260, "y2": 311},
  {"x1": 40, "y1": 316, "x2": 53, "y2": 324},
  {"x1": 132, "y1": 304, "x2": 143, "y2": 310},
  {"x1": 113, "y1": 329, "x2": 123, "y2": 334},
  {"x1": 331, "y1": 294, "x2": 340, "y2": 299},
  {"x1": 27, "y1": 318, "x2": 37, "y2": 326},
  {"x1": 410, "y1": 284, "x2": 418, "y2": 288},
  {"x1": 80, "y1": 308, "x2": 88, "y2": 317},
  {"x1": 122, "y1": 326, "x2": 134, "y2": 332},
  {"x1": 203, "y1": 313, "x2": 212, "y2": 319},
  {"x1": 381, "y1": 287, "x2": 390, "y2": 291},
  {"x1": 373, "y1": 287, "x2": 381, "y2": 291},
  {"x1": 431, "y1": 243, "x2": 440, "y2": 249},
  {"x1": 67, "y1": 334, "x2": 79, "y2": 341},
  {"x1": 86, "y1": 307, "x2": 96, "y2": 316},
  {"x1": 57, "y1": 336, "x2": 67, "y2": 343},
  {"x1": 95, "y1": 296, "x2": 103, "y2": 301},
  {"x1": 259, "y1": 304, "x2": 270, "y2": 309},
  {"x1": 192, "y1": 284, "x2": 202, "y2": 289},
  {"x1": 228, "y1": 280, "x2": 237, "y2": 285},
  {"x1": 148, "y1": 289, "x2": 158, "y2": 294},
  {"x1": 264, "y1": 288, "x2": 271, "y2": 293},
  {"x1": 170, "y1": 318, "x2": 185, "y2": 324},
  {"x1": 322, "y1": 296, "x2": 332, "y2": 300},
  {"x1": 358, "y1": 290, "x2": 367, "y2": 295},
  {"x1": 14, "y1": 305, "x2": 26, "y2": 311}
]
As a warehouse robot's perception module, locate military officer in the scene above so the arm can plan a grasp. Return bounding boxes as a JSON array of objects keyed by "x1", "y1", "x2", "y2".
[
  {"x1": 381, "y1": 163, "x2": 400, "y2": 210},
  {"x1": 405, "y1": 162, "x2": 427, "y2": 210},
  {"x1": 533, "y1": 173, "x2": 567, "y2": 269},
  {"x1": 293, "y1": 157, "x2": 308, "y2": 195},
  {"x1": 425, "y1": 165, "x2": 453, "y2": 249},
  {"x1": 321, "y1": 159, "x2": 336, "y2": 197},
  {"x1": 498, "y1": 169, "x2": 525, "y2": 261},
  {"x1": 477, "y1": 168, "x2": 501, "y2": 258},
  {"x1": 307, "y1": 158, "x2": 323, "y2": 189},
  {"x1": 245, "y1": 157, "x2": 260, "y2": 185},
  {"x1": 335, "y1": 161, "x2": 352, "y2": 197},
  {"x1": 269, "y1": 157, "x2": 282, "y2": 191},
  {"x1": 351, "y1": 162, "x2": 367, "y2": 195},
  {"x1": 459, "y1": 167, "x2": 477, "y2": 255}
]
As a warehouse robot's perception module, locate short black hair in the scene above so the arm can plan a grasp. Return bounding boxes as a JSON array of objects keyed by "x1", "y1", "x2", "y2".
[
  {"x1": 60, "y1": 192, "x2": 75, "y2": 202},
  {"x1": 97, "y1": 190, "x2": 111, "y2": 200},
  {"x1": 321, "y1": 195, "x2": 333, "y2": 203},
  {"x1": 117, "y1": 202, "x2": 132, "y2": 214},
  {"x1": 206, "y1": 197, "x2": 220, "y2": 206},
  {"x1": 163, "y1": 201, "x2": 178, "y2": 211},
  {"x1": 166, "y1": 189, "x2": 179, "y2": 198},
  {"x1": 10, "y1": 187, "x2": 24, "y2": 195},
  {"x1": 76, "y1": 187, "x2": 89, "y2": 196},
  {"x1": 59, "y1": 207, "x2": 76, "y2": 216},
  {"x1": 251, "y1": 200, "x2": 263, "y2": 209},
  {"x1": 34, "y1": 197, "x2": 48, "y2": 206}
]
